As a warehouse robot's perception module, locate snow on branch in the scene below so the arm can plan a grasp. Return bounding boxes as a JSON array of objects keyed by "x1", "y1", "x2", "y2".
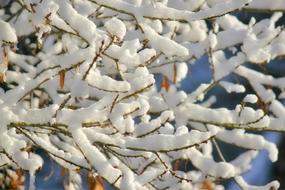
[{"x1": 0, "y1": 0, "x2": 284, "y2": 189}]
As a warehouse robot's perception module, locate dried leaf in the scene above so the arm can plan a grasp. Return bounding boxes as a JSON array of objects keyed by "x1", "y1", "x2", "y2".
[
  {"x1": 94, "y1": 176, "x2": 105, "y2": 190},
  {"x1": 0, "y1": 73, "x2": 6, "y2": 83},
  {"x1": 173, "y1": 63, "x2": 177, "y2": 84},
  {"x1": 256, "y1": 98, "x2": 268, "y2": 113},
  {"x1": 9, "y1": 169, "x2": 24, "y2": 190},
  {"x1": 161, "y1": 76, "x2": 170, "y2": 92},
  {"x1": 61, "y1": 167, "x2": 67, "y2": 177},
  {"x1": 88, "y1": 174, "x2": 105, "y2": 190},
  {"x1": 88, "y1": 174, "x2": 96, "y2": 190},
  {"x1": 199, "y1": 180, "x2": 215, "y2": 190},
  {"x1": 59, "y1": 70, "x2": 65, "y2": 90}
]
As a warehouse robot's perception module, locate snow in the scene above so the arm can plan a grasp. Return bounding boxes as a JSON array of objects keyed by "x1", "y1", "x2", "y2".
[
  {"x1": 105, "y1": 17, "x2": 127, "y2": 40},
  {"x1": 162, "y1": 88, "x2": 187, "y2": 108},
  {"x1": 15, "y1": 105, "x2": 59, "y2": 123},
  {"x1": 150, "y1": 62, "x2": 188, "y2": 84},
  {"x1": 230, "y1": 150, "x2": 258, "y2": 174},
  {"x1": 178, "y1": 103, "x2": 267, "y2": 127},
  {"x1": 70, "y1": 74, "x2": 89, "y2": 98},
  {"x1": 135, "y1": 110, "x2": 174, "y2": 136},
  {"x1": 94, "y1": 0, "x2": 251, "y2": 23},
  {"x1": 243, "y1": 94, "x2": 258, "y2": 104},
  {"x1": 142, "y1": 24, "x2": 189, "y2": 57},
  {"x1": 0, "y1": 0, "x2": 284, "y2": 189},
  {"x1": 57, "y1": 103, "x2": 108, "y2": 125},
  {"x1": 212, "y1": 51, "x2": 246, "y2": 80},
  {"x1": 187, "y1": 148, "x2": 236, "y2": 178},
  {"x1": 124, "y1": 67, "x2": 155, "y2": 92},
  {"x1": 120, "y1": 170, "x2": 136, "y2": 190},
  {"x1": 217, "y1": 129, "x2": 278, "y2": 162},
  {"x1": 71, "y1": 127, "x2": 122, "y2": 183},
  {"x1": 87, "y1": 69, "x2": 131, "y2": 92},
  {"x1": 30, "y1": 0, "x2": 59, "y2": 44},
  {"x1": 219, "y1": 81, "x2": 245, "y2": 93},
  {"x1": 0, "y1": 19, "x2": 17, "y2": 43},
  {"x1": 126, "y1": 130, "x2": 216, "y2": 152},
  {"x1": 110, "y1": 101, "x2": 139, "y2": 133},
  {"x1": 216, "y1": 14, "x2": 247, "y2": 30},
  {"x1": 55, "y1": 0, "x2": 97, "y2": 45},
  {"x1": 29, "y1": 171, "x2": 36, "y2": 190},
  {"x1": 208, "y1": 32, "x2": 218, "y2": 49},
  {"x1": 235, "y1": 176, "x2": 280, "y2": 190}
]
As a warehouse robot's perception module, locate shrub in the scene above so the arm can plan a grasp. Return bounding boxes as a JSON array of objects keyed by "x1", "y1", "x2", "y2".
[{"x1": 0, "y1": 0, "x2": 284, "y2": 189}]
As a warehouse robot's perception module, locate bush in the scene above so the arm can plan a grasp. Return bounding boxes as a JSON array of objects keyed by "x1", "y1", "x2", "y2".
[{"x1": 0, "y1": 0, "x2": 284, "y2": 189}]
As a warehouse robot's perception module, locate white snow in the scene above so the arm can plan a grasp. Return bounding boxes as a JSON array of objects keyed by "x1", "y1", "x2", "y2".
[
  {"x1": 142, "y1": 24, "x2": 189, "y2": 57},
  {"x1": 219, "y1": 81, "x2": 245, "y2": 93},
  {"x1": 0, "y1": 0, "x2": 284, "y2": 189},
  {"x1": 0, "y1": 19, "x2": 17, "y2": 43},
  {"x1": 105, "y1": 17, "x2": 127, "y2": 40},
  {"x1": 55, "y1": 0, "x2": 97, "y2": 44},
  {"x1": 243, "y1": 94, "x2": 258, "y2": 104},
  {"x1": 71, "y1": 74, "x2": 89, "y2": 98}
]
